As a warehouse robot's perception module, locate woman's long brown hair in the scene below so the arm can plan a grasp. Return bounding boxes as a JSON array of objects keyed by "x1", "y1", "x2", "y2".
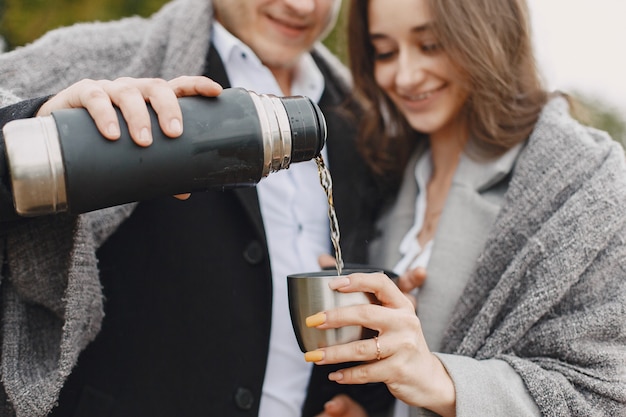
[{"x1": 347, "y1": 0, "x2": 548, "y2": 183}]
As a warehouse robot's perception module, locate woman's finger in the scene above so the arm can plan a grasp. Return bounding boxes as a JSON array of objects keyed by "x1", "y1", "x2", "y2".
[
  {"x1": 327, "y1": 361, "x2": 386, "y2": 385},
  {"x1": 404, "y1": 292, "x2": 417, "y2": 309},
  {"x1": 306, "y1": 304, "x2": 386, "y2": 332},
  {"x1": 306, "y1": 308, "x2": 422, "y2": 360},
  {"x1": 306, "y1": 335, "x2": 387, "y2": 364},
  {"x1": 329, "y1": 272, "x2": 413, "y2": 310}
]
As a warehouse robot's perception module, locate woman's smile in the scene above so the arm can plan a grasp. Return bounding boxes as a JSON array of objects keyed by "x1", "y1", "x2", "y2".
[{"x1": 397, "y1": 84, "x2": 447, "y2": 109}]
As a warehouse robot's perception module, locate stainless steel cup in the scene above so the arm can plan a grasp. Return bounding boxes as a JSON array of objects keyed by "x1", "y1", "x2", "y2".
[{"x1": 287, "y1": 269, "x2": 380, "y2": 352}]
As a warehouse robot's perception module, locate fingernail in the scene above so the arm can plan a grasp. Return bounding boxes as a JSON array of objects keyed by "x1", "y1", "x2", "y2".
[
  {"x1": 305, "y1": 312, "x2": 326, "y2": 327},
  {"x1": 329, "y1": 276, "x2": 350, "y2": 290},
  {"x1": 140, "y1": 127, "x2": 152, "y2": 145},
  {"x1": 170, "y1": 118, "x2": 182, "y2": 135},
  {"x1": 328, "y1": 371, "x2": 344, "y2": 381},
  {"x1": 107, "y1": 123, "x2": 120, "y2": 138},
  {"x1": 304, "y1": 350, "x2": 325, "y2": 362},
  {"x1": 324, "y1": 399, "x2": 337, "y2": 410}
]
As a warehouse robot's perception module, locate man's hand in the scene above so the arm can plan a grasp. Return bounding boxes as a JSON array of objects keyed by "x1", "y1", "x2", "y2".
[
  {"x1": 315, "y1": 394, "x2": 368, "y2": 417},
  {"x1": 318, "y1": 253, "x2": 337, "y2": 269},
  {"x1": 37, "y1": 75, "x2": 223, "y2": 146},
  {"x1": 36, "y1": 76, "x2": 223, "y2": 200},
  {"x1": 397, "y1": 266, "x2": 427, "y2": 307}
]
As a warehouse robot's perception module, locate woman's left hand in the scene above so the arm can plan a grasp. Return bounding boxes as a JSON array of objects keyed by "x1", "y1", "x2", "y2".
[{"x1": 304, "y1": 272, "x2": 456, "y2": 417}]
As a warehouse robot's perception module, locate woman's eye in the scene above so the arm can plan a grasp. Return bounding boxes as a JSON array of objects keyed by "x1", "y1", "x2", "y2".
[
  {"x1": 373, "y1": 50, "x2": 396, "y2": 61},
  {"x1": 421, "y1": 43, "x2": 441, "y2": 53}
]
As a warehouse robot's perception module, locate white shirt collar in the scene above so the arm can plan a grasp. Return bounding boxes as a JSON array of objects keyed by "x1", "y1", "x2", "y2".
[{"x1": 211, "y1": 21, "x2": 324, "y2": 101}]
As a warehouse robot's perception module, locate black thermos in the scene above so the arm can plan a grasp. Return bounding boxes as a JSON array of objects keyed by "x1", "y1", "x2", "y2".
[{"x1": 2, "y1": 88, "x2": 326, "y2": 216}]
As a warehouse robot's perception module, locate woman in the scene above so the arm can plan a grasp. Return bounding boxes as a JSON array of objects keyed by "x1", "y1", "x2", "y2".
[{"x1": 305, "y1": 0, "x2": 626, "y2": 416}]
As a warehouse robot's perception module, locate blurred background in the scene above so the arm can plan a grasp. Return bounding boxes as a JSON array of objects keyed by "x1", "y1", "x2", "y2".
[{"x1": 1, "y1": 0, "x2": 624, "y2": 145}]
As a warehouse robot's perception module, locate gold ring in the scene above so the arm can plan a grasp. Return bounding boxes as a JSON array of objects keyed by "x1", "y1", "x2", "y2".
[{"x1": 374, "y1": 336, "x2": 381, "y2": 361}]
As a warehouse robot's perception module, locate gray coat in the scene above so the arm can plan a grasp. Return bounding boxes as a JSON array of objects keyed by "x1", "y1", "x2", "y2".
[{"x1": 377, "y1": 97, "x2": 626, "y2": 416}]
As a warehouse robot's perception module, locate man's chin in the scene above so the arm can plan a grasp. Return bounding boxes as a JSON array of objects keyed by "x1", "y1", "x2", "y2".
[{"x1": 258, "y1": 49, "x2": 303, "y2": 71}]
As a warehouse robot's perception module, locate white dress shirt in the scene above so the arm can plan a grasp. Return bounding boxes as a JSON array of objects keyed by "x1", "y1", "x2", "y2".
[{"x1": 213, "y1": 22, "x2": 330, "y2": 417}]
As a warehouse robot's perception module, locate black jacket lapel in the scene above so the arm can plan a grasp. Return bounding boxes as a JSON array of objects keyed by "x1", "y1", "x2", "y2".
[{"x1": 203, "y1": 44, "x2": 267, "y2": 242}]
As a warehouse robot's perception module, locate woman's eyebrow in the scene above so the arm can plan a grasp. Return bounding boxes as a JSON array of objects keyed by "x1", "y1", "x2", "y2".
[
  {"x1": 369, "y1": 22, "x2": 433, "y2": 40},
  {"x1": 412, "y1": 22, "x2": 433, "y2": 35}
]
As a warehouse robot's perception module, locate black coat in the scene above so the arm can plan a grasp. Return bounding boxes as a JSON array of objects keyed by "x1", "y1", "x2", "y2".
[{"x1": 26, "y1": 48, "x2": 390, "y2": 417}]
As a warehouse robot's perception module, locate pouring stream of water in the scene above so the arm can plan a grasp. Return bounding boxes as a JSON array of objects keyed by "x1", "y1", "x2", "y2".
[{"x1": 315, "y1": 155, "x2": 344, "y2": 275}]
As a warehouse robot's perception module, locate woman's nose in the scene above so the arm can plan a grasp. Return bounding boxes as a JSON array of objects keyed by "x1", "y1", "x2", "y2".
[{"x1": 395, "y1": 50, "x2": 427, "y2": 90}]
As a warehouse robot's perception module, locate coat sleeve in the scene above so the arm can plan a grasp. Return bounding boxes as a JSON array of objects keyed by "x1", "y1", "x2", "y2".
[
  {"x1": 434, "y1": 355, "x2": 541, "y2": 416},
  {"x1": 0, "y1": 98, "x2": 135, "y2": 417}
]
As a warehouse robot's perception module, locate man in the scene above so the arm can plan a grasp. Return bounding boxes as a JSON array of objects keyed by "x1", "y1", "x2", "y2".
[{"x1": 0, "y1": 0, "x2": 391, "y2": 416}]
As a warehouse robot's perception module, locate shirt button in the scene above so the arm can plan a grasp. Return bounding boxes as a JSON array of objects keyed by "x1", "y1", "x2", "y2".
[
  {"x1": 234, "y1": 387, "x2": 254, "y2": 411},
  {"x1": 243, "y1": 240, "x2": 264, "y2": 265}
]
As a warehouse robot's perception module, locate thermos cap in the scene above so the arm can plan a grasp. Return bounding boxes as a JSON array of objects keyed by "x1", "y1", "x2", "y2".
[{"x1": 249, "y1": 91, "x2": 326, "y2": 176}]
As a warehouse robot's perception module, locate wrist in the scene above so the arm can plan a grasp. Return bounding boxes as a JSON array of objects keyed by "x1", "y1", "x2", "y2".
[{"x1": 422, "y1": 354, "x2": 456, "y2": 416}]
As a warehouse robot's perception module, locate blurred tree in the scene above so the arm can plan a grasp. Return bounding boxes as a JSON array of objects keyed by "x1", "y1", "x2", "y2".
[
  {"x1": 570, "y1": 93, "x2": 626, "y2": 148},
  {"x1": 322, "y1": 0, "x2": 349, "y2": 64},
  {"x1": 0, "y1": 0, "x2": 6, "y2": 51},
  {"x1": 0, "y1": 0, "x2": 349, "y2": 55},
  {"x1": 0, "y1": 0, "x2": 168, "y2": 50},
  {"x1": 1, "y1": 0, "x2": 624, "y2": 147}
]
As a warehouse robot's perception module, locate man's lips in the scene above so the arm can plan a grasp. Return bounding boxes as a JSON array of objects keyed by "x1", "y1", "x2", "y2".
[{"x1": 266, "y1": 14, "x2": 310, "y2": 36}]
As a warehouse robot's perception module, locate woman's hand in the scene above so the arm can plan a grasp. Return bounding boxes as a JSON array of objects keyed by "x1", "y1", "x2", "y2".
[
  {"x1": 315, "y1": 394, "x2": 368, "y2": 417},
  {"x1": 320, "y1": 253, "x2": 428, "y2": 308},
  {"x1": 304, "y1": 272, "x2": 456, "y2": 417},
  {"x1": 37, "y1": 75, "x2": 223, "y2": 146}
]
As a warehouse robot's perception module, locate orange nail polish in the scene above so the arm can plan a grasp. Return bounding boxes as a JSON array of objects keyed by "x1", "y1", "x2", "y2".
[
  {"x1": 304, "y1": 350, "x2": 325, "y2": 362},
  {"x1": 305, "y1": 312, "x2": 326, "y2": 327}
]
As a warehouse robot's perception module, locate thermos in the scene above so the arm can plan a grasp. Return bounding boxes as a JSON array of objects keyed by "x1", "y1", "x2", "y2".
[{"x1": 2, "y1": 87, "x2": 326, "y2": 216}]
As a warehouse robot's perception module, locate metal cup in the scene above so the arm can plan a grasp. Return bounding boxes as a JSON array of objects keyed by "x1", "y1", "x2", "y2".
[{"x1": 287, "y1": 269, "x2": 381, "y2": 352}]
